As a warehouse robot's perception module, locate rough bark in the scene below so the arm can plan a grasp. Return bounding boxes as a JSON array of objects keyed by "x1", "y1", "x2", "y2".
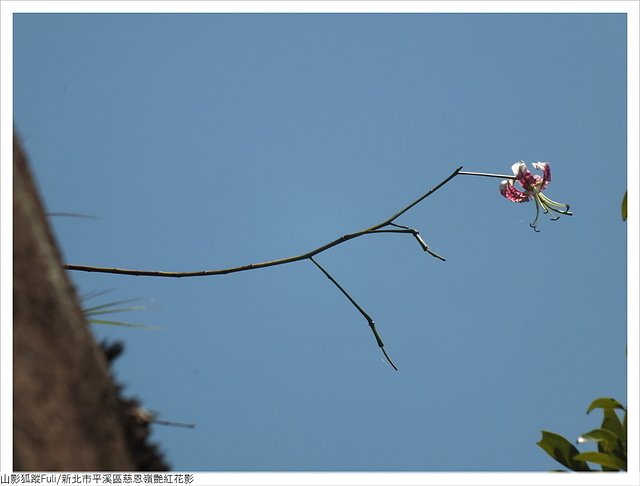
[{"x1": 13, "y1": 133, "x2": 165, "y2": 471}]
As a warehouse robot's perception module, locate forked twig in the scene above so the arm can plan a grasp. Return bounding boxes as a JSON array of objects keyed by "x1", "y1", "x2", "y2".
[
  {"x1": 309, "y1": 257, "x2": 397, "y2": 371},
  {"x1": 387, "y1": 223, "x2": 446, "y2": 261}
]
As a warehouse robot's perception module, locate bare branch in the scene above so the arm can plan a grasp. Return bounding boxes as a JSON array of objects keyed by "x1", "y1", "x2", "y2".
[
  {"x1": 64, "y1": 166, "x2": 463, "y2": 277},
  {"x1": 308, "y1": 257, "x2": 398, "y2": 371},
  {"x1": 374, "y1": 166, "x2": 464, "y2": 227}
]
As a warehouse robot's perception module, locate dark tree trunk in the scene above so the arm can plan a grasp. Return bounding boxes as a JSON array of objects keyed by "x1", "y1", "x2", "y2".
[{"x1": 13, "y1": 133, "x2": 136, "y2": 470}]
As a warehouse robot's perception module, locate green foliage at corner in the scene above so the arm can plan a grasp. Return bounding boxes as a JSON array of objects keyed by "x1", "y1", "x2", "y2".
[
  {"x1": 537, "y1": 397, "x2": 627, "y2": 471},
  {"x1": 621, "y1": 191, "x2": 627, "y2": 221},
  {"x1": 536, "y1": 431, "x2": 591, "y2": 471}
]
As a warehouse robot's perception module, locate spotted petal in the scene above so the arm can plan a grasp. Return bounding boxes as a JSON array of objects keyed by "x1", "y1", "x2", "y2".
[
  {"x1": 532, "y1": 162, "x2": 551, "y2": 190},
  {"x1": 500, "y1": 179, "x2": 530, "y2": 202},
  {"x1": 511, "y1": 161, "x2": 527, "y2": 176}
]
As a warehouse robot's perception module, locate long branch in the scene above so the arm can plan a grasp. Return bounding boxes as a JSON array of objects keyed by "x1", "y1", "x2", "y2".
[
  {"x1": 65, "y1": 166, "x2": 464, "y2": 277},
  {"x1": 64, "y1": 165, "x2": 512, "y2": 372}
]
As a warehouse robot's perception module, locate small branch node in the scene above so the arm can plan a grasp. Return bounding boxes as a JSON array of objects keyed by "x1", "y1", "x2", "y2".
[
  {"x1": 413, "y1": 232, "x2": 430, "y2": 251},
  {"x1": 389, "y1": 223, "x2": 445, "y2": 261}
]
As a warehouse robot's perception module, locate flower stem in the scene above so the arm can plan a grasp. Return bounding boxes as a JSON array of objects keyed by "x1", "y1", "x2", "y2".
[{"x1": 458, "y1": 170, "x2": 516, "y2": 180}]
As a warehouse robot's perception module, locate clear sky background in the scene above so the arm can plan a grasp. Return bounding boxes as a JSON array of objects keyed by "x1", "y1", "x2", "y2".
[{"x1": 13, "y1": 12, "x2": 627, "y2": 472}]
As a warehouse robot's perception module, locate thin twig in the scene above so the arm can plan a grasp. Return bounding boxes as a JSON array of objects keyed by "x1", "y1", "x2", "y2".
[
  {"x1": 375, "y1": 166, "x2": 464, "y2": 227},
  {"x1": 308, "y1": 256, "x2": 398, "y2": 371},
  {"x1": 65, "y1": 166, "x2": 464, "y2": 277},
  {"x1": 152, "y1": 419, "x2": 196, "y2": 429}
]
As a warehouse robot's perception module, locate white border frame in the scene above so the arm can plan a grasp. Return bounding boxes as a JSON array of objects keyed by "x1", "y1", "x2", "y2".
[
  {"x1": 1, "y1": 2, "x2": 637, "y2": 485},
  {"x1": 0, "y1": 0, "x2": 14, "y2": 474}
]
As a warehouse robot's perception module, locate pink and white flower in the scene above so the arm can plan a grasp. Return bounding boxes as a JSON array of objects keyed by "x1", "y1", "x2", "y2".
[{"x1": 500, "y1": 161, "x2": 572, "y2": 231}]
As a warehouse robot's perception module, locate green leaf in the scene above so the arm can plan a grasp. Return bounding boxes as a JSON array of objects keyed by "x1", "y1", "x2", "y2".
[
  {"x1": 597, "y1": 443, "x2": 618, "y2": 471},
  {"x1": 600, "y1": 409, "x2": 628, "y2": 470},
  {"x1": 601, "y1": 408, "x2": 624, "y2": 439},
  {"x1": 577, "y1": 428, "x2": 619, "y2": 451},
  {"x1": 586, "y1": 398, "x2": 626, "y2": 414},
  {"x1": 89, "y1": 319, "x2": 162, "y2": 330},
  {"x1": 79, "y1": 288, "x2": 117, "y2": 301},
  {"x1": 82, "y1": 296, "x2": 160, "y2": 331},
  {"x1": 573, "y1": 451, "x2": 626, "y2": 471},
  {"x1": 537, "y1": 431, "x2": 591, "y2": 471},
  {"x1": 84, "y1": 305, "x2": 148, "y2": 316},
  {"x1": 621, "y1": 191, "x2": 627, "y2": 221},
  {"x1": 83, "y1": 298, "x2": 147, "y2": 315}
]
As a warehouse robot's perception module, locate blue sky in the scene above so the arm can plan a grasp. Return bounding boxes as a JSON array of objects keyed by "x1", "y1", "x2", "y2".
[{"x1": 12, "y1": 11, "x2": 628, "y2": 472}]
